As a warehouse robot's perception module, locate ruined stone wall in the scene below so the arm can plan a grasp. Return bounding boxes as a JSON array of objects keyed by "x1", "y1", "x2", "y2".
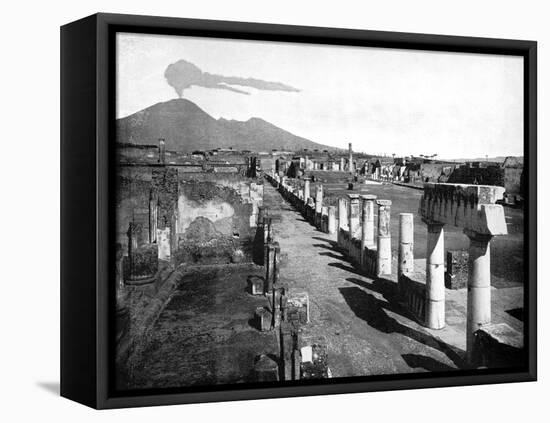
[
  {"x1": 447, "y1": 165, "x2": 505, "y2": 187},
  {"x1": 504, "y1": 167, "x2": 523, "y2": 195},
  {"x1": 116, "y1": 167, "x2": 264, "y2": 266},
  {"x1": 116, "y1": 167, "x2": 154, "y2": 252},
  {"x1": 175, "y1": 173, "x2": 264, "y2": 265}
]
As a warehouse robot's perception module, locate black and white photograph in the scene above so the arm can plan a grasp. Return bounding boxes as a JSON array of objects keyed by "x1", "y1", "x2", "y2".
[
  {"x1": 114, "y1": 31, "x2": 528, "y2": 391},
  {"x1": 2, "y1": 0, "x2": 548, "y2": 420}
]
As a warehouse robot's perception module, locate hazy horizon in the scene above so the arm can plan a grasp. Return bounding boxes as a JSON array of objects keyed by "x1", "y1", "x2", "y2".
[{"x1": 117, "y1": 33, "x2": 524, "y2": 159}]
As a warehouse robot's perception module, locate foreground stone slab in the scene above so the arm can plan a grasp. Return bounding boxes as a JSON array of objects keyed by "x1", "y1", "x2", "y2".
[
  {"x1": 300, "y1": 344, "x2": 330, "y2": 379},
  {"x1": 254, "y1": 354, "x2": 279, "y2": 382},
  {"x1": 472, "y1": 323, "x2": 524, "y2": 368}
]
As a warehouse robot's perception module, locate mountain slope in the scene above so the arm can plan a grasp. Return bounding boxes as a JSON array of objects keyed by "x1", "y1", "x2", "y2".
[{"x1": 116, "y1": 99, "x2": 336, "y2": 153}]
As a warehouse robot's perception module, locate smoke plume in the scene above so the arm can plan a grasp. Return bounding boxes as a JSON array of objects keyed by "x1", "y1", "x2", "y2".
[{"x1": 164, "y1": 59, "x2": 300, "y2": 97}]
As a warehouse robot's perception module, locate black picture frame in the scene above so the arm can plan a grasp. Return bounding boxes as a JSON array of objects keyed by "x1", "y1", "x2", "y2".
[{"x1": 60, "y1": 12, "x2": 537, "y2": 409}]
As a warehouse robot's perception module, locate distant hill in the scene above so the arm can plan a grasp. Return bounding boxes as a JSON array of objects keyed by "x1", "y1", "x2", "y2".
[{"x1": 117, "y1": 99, "x2": 337, "y2": 153}]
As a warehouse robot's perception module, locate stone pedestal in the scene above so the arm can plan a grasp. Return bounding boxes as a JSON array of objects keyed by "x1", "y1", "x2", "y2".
[
  {"x1": 321, "y1": 206, "x2": 328, "y2": 232},
  {"x1": 315, "y1": 185, "x2": 323, "y2": 228},
  {"x1": 425, "y1": 221, "x2": 445, "y2": 329},
  {"x1": 303, "y1": 177, "x2": 311, "y2": 202},
  {"x1": 465, "y1": 230, "x2": 493, "y2": 363},
  {"x1": 376, "y1": 200, "x2": 392, "y2": 276}
]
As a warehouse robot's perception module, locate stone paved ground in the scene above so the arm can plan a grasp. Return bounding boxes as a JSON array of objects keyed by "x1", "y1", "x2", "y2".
[{"x1": 263, "y1": 181, "x2": 523, "y2": 376}]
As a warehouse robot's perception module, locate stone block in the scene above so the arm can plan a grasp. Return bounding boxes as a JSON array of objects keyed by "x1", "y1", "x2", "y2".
[
  {"x1": 300, "y1": 344, "x2": 329, "y2": 379},
  {"x1": 255, "y1": 306, "x2": 272, "y2": 332},
  {"x1": 286, "y1": 292, "x2": 309, "y2": 324},
  {"x1": 253, "y1": 354, "x2": 279, "y2": 382},
  {"x1": 248, "y1": 277, "x2": 265, "y2": 295},
  {"x1": 472, "y1": 323, "x2": 524, "y2": 368}
]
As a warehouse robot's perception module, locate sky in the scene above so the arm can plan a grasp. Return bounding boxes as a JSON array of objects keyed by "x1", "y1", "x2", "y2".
[{"x1": 117, "y1": 32, "x2": 524, "y2": 159}]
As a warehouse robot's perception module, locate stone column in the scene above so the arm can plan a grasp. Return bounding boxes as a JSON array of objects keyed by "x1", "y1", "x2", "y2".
[
  {"x1": 328, "y1": 206, "x2": 337, "y2": 234},
  {"x1": 338, "y1": 197, "x2": 348, "y2": 230},
  {"x1": 465, "y1": 230, "x2": 493, "y2": 363},
  {"x1": 376, "y1": 200, "x2": 392, "y2": 276},
  {"x1": 157, "y1": 227, "x2": 171, "y2": 261},
  {"x1": 315, "y1": 184, "x2": 323, "y2": 228},
  {"x1": 265, "y1": 242, "x2": 276, "y2": 294},
  {"x1": 303, "y1": 177, "x2": 311, "y2": 202},
  {"x1": 149, "y1": 190, "x2": 158, "y2": 243},
  {"x1": 360, "y1": 195, "x2": 377, "y2": 251},
  {"x1": 425, "y1": 221, "x2": 445, "y2": 329},
  {"x1": 158, "y1": 138, "x2": 166, "y2": 165},
  {"x1": 348, "y1": 142, "x2": 354, "y2": 173},
  {"x1": 348, "y1": 194, "x2": 360, "y2": 238},
  {"x1": 321, "y1": 206, "x2": 328, "y2": 232},
  {"x1": 398, "y1": 213, "x2": 414, "y2": 276},
  {"x1": 340, "y1": 157, "x2": 345, "y2": 172}
]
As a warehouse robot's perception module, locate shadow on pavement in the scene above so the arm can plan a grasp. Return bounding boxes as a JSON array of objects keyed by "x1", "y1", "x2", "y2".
[{"x1": 339, "y1": 286, "x2": 464, "y2": 369}]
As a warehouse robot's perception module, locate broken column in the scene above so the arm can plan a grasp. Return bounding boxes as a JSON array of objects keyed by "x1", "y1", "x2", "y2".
[
  {"x1": 425, "y1": 220, "x2": 445, "y2": 329},
  {"x1": 327, "y1": 206, "x2": 336, "y2": 234},
  {"x1": 303, "y1": 177, "x2": 311, "y2": 203},
  {"x1": 376, "y1": 200, "x2": 392, "y2": 276},
  {"x1": 338, "y1": 197, "x2": 348, "y2": 230},
  {"x1": 321, "y1": 206, "x2": 328, "y2": 233},
  {"x1": 340, "y1": 157, "x2": 345, "y2": 172},
  {"x1": 398, "y1": 213, "x2": 414, "y2": 276},
  {"x1": 418, "y1": 183, "x2": 507, "y2": 351},
  {"x1": 360, "y1": 195, "x2": 377, "y2": 251},
  {"x1": 265, "y1": 242, "x2": 276, "y2": 293},
  {"x1": 348, "y1": 194, "x2": 360, "y2": 238},
  {"x1": 158, "y1": 138, "x2": 165, "y2": 164},
  {"x1": 148, "y1": 189, "x2": 158, "y2": 243},
  {"x1": 465, "y1": 230, "x2": 493, "y2": 363},
  {"x1": 157, "y1": 227, "x2": 171, "y2": 261},
  {"x1": 315, "y1": 184, "x2": 323, "y2": 228},
  {"x1": 348, "y1": 142, "x2": 354, "y2": 173}
]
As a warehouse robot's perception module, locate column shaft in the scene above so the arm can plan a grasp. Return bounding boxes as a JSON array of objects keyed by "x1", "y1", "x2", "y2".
[
  {"x1": 425, "y1": 222, "x2": 445, "y2": 329},
  {"x1": 303, "y1": 178, "x2": 310, "y2": 202},
  {"x1": 376, "y1": 200, "x2": 392, "y2": 275},
  {"x1": 338, "y1": 198, "x2": 348, "y2": 230},
  {"x1": 398, "y1": 213, "x2": 414, "y2": 276},
  {"x1": 466, "y1": 231, "x2": 493, "y2": 363},
  {"x1": 348, "y1": 194, "x2": 360, "y2": 238}
]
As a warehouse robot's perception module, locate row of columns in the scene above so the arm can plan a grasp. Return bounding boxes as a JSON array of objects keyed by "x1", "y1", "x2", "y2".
[
  {"x1": 398, "y1": 209, "x2": 495, "y2": 364},
  {"x1": 338, "y1": 194, "x2": 392, "y2": 277},
  {"x1": 420, "y1": 221, "x2": 494, "y2": 363}
]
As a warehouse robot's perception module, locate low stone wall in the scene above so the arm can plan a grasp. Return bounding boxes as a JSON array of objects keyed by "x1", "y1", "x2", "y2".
[{"x1": 398, "y1": 273, "x2": 427, "y2": 323}]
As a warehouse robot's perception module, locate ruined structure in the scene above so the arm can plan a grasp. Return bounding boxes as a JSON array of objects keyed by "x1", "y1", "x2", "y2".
[{"x1": 416, "y1": 183, "x2": 512, "y2": 362}]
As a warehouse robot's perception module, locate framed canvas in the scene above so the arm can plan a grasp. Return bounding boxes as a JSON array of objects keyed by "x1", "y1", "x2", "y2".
[{"x1": 60, "y1": 13, "x2": 537, "y2": 409}]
